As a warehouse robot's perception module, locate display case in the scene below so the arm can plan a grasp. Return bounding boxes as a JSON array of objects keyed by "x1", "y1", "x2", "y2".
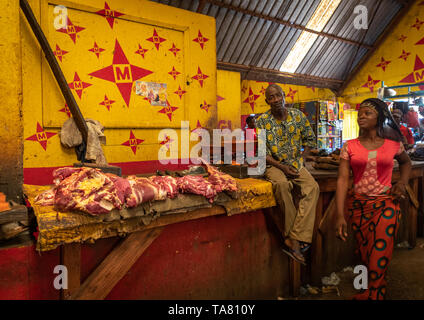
[{"x1": 292, "y1": 100, "x2": 343, "y2": 152}]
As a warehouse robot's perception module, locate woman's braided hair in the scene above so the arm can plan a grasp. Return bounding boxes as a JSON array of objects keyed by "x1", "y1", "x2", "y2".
[{"x1": 359, "y1": 98, "x2": 404, "y2": 142}]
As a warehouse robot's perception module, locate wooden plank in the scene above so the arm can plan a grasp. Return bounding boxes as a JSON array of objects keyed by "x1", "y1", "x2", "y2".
[
  {"x1": 61, "y1": 243, "x2": 81, "y2": 300},
  {"x1": 409, "y1": 179, "x2": 418, "y2": 248},
  {"x1": 318, "y1": 195, "x2": 336, "y2": 234},
  {"x1": 406, "y1": 184, "x2": 419, "y2": 209},
  {"x1": 311, "y1": 193, "x2": 323, "y2": 285},
  {"x1": 70, "y1": 227, "x2": 163, "y2": 300},
  {"x1": 0, "y1": 205, "x2": 28, "y2": 224},
  {"x1": 289, "y1": 259, "x2": 301, "y2": 297},
  {"x1": 138, "y1": 206, "x2": 226, "y2": 232}
]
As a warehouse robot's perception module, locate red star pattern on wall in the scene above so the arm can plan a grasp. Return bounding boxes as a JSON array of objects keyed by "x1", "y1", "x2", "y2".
[
  {"x1": 89, "y1": 40, "x2": 153, "y2": 107},
  {"x1": 362, "y1": 75, "x2": 380, "y2": 92},
  {"x1": 158, "y1": 100, "x2": 178, "y2": 121},
  {"x1": 243, "y1": 87, "x2": 260, "y2": 112},
  {"x1": 416, "y1": 37, "x2": 424, "y2": 45},
  {"x1": 56, "y1": 17, "x2": 85, "y2": 44},
  {"x1": 168, "y1": 43, "x2": 181, "y2": 57},
  {"x1": 411, "y1": 18, "x2": 424, "y2": 31},
  {"x1": 399, "y1": 55, "x2": 424, "y2": 90},
  {"x1": 95, "y1": 2, "x2": 124, "y2": 29},
  {"x1": 307, "y1": 86, "x2": 315, "y2": 92},
  {"x1": 99, "y1": 95, "x2": 115, "y2": 111},
  {"x1": 59, "y1": 104, "x2": 71, "y2": 118},
  {"x1": 54, "y1": 44, "x2": 68, "y2": 62},
  {"x1": 259, "y1": 86, "x2": 266, "y2": 95},
  {"x1": 286, "y1": 87, "x2": 298, "y2": 101},
  {"x1": 398, "y1": 35, "x2": 407, "y2": 42},
  {"x1": 193, "y1": 30, "x2": 209, "y2": 50},
  {"x1": 89, "y1": 42, "x2": 105, "y2": 59},
  {"x1": 191, "y1": 120, "x2": 205, "y2": 133},
  {"x1": 191, "y1": 67, "x2": 209, "y2": 87},
  {"x1": 376, "y1": 57, "x2": 391, "y2": 72},
  {"x1": 121, "y1": 130, "x2": 144, "y2": 155},
  {"x1": 174, "y1": 86, "x2": 187, "y2": 99},
  {"x1": 217, "y1": 95, "x2": 225, "y2": 102},
  {"x1": 135, "y1": 44, "x2": 148, "y2": 59},
  {"x1": 68, "y1": 72, "x2": 92, "y2": 99},
  {"x1": 399, "y1": 49, "x2": 411, "y2": 61},
  {"x1": 26, "y1": 122, "x2": 57, "y2": 151},
  {"x1": 160, "y1": 134, "x2": 174, "y2": 150},
  {"x1": 168, "y1": 66, "x2": 181, "y2": 80},
  {"x1": 200, "y1": 100, "x2": 212, "y2": 113},
  {"x1": 147, "y1": 29, "x2": 166, "y2": 51}
]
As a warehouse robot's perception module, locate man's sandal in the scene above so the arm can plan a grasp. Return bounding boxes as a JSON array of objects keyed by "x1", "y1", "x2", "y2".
[
  {"x1": 282, "y1": 244, "x2": 306, "y2": 265},
  {"x1": 299, "y1": 241, "x2": 311, "y2": 253}
]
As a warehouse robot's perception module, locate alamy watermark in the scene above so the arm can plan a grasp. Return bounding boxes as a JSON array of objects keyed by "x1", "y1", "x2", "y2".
[
  {"x1": 353, "y1": 5, "x2": 368, "y2": 30},
  {"x1": 353, "y1": 265, "x2": 368, "y2": 290},
  {"x1": 53, "y1": 265, "x2": 68, "y2": 290},
  {"x1": 53, "y1": 5, "x2": 68, "y2": 30}
]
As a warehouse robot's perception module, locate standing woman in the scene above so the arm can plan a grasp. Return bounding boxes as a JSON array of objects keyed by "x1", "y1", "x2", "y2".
[{"x1": 335, "y1": 98, "x2": 411, "y2": 300}]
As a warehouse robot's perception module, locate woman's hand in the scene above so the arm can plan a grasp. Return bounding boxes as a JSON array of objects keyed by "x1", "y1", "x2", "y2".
[
  {"x1": 335, "y1": 216, "x2": 348, "y2": 241},
  {"x1": 391, "y1": 181, "x2": 407, "y2": 202}
]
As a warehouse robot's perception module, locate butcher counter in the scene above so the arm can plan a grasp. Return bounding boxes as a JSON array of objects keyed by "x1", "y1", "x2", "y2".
[{"x1": 1, "y1": 161, "x2": 423, "y2": 300}]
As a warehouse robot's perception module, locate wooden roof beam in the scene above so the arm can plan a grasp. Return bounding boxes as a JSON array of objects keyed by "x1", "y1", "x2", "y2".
[
  {"x1": 206, "y1": 0, "x2": 373, "y2": 50},
  {"x1": 217, "y1": 61, "x2": 343, "y2": 90}
]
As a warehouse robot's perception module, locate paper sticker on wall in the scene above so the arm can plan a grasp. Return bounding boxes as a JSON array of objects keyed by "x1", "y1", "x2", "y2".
[{"x1": 136, "y1": 81, "x2": 167, "y2": 106}]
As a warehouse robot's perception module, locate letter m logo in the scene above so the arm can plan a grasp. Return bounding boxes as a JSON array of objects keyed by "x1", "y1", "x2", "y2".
[
  {"x1": 105, "y1": 9, "x2": 114, "y2": 17},
  {"x1": 129, "y1": 139, "x2": 137, "y2": 146},
  {"x1": 67, "y1": 25, "x2": 75, "y2": 34},
  {"x1": 74, "y1": 81, "x2": 83, "y2": 90},
  {"x1": 37, "y1": 132, "x2": 47, "y2": 141},
  {"x1": 114, "y1": 65, "x2": 132, "y2": 83},
  {"x1": 415, "y1": 70, "x2": 424, "y2": 82}
]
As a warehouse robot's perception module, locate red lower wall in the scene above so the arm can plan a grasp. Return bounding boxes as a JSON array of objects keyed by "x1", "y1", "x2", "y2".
[{"x1": 0, "y1": 210, "x2": 289, "y2": 299}]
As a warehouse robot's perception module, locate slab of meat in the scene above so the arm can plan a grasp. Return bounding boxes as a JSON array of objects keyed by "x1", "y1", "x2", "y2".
[
  {"x1": 34, "y1": 188, "x2": 56, "y2": 206},
  {"x1": 149, "y1": 176, "x2": 179, "y2": 199},
  {"x1": 200, "y1": 160, "x2": 238, "y2": 193},
  {"x1": 177, "y1": 175, "x2": 217, "y2": 203},
  {"x1": 53, "y1": 167, "x2": 124, "y2": 215},
  {"x1": 125, "y1": 176, "x2": 168, "y2": 208},
  {"x1": 105, "y1": 173, "x2": 132, "y2": 205}
]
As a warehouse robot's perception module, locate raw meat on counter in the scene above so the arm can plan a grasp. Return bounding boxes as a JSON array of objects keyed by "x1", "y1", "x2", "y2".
[{"x1": 33, "y1": 162, "x2": 238, "y2": 215}]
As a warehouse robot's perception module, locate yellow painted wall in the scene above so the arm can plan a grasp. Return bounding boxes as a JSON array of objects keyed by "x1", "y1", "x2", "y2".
[
  {"x1": 241, "y1": 80, "x2": 336, "y2": 116},
  {"x1": 0, "y1": 0, "x2": 23, "y2": 201},
  {"x1": 217, "y1": 70, "x2": 241, "y2": 129},
  {"x1": 341, "y1": 1, "x2": 424, "y2": 106},
  {"x1": 21, "y1": 0, "x2": 216, "y2": 169}
]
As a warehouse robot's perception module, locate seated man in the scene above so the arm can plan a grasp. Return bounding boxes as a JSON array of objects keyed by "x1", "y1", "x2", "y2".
[
  {"x1": 392, "y1": 108, "x2": 414, "y2": 150},
  {"x1": 256, "y1": 84, "x2": 319, "y2": 264}
]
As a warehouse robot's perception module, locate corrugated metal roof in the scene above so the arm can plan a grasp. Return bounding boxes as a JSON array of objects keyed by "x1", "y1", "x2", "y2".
[{"x1": 149, "y1": 0, "x2": 405, "y2": 85}]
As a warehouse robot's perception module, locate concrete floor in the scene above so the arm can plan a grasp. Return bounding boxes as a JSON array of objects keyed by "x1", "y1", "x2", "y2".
[{"x1": 296, "y1": 237, "x2": 424, "y2": 300}]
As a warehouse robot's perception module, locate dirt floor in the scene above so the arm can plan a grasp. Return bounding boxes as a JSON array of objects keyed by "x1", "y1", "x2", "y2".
[{"x1": 294, "y1": 237, "x2": 424, "y2": 300}]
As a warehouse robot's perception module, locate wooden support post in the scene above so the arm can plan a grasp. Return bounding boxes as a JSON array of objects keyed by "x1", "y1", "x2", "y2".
[
  {"x1": 289, "y1": 259, "x2": 301, "y2": 297},
  {"x1": 70, "y1": 227, "x2": 163, "y2": 300},
  {"x1": 409, "y1": 179, "x2": 418, "y2": 248},
  {"x1": 60, "y1": 243, "x2": 81, "y2": 300},
  {"x1": 311, "y1": 194, "x2": 323, "y2": 285}
]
